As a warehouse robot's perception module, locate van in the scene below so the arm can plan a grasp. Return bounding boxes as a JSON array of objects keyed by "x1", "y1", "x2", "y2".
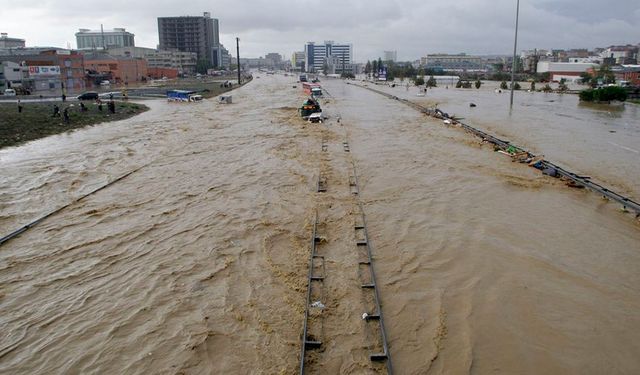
[
  {"x1": 4, "y1": 89, "x2": 16, "y2": 96},
  {"x1": 77, "y1": 92, "x2": 99, "y2": 100}
]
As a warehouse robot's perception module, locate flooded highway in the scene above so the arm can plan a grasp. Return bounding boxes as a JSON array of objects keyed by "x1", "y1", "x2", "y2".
[
  {"x1": 366, "y1": 81, "x2": 640, "y2": 199},
  {"x1": 1, "y1": 74, "x2": 640, "y2": 374}
]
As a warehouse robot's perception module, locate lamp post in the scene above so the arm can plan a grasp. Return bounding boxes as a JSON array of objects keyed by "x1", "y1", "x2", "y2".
[
  {"x1": 510, "y1": 0, "x2": 520, "y2": 111},
  {"x1": 236, "y1": 37, "x2": 241, "y2": 84}
]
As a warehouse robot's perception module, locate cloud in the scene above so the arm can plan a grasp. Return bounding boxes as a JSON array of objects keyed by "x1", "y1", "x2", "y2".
[{"x1": 2, "y1": 0, "x2": 639, "y2": 61}]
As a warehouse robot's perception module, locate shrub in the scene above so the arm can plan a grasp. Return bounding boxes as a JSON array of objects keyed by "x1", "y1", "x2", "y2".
[{"x1": 579, "y1": 86, "x2": 627, "y2": 102}]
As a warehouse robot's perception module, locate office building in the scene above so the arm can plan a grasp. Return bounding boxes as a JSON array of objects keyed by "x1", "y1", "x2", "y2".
[
  {"x1": 158, "y1": 12, "x2": 221, "y2": 68},
  {"x1": 421, "y1": 53, "x2": 484, "y2": 72},
  {"x1": 383, "y1": 50, "x2": 397, "y2": 62},
  {"x1": 304, "y1": 41, "x2": 352, "y2": 73},
  {"x1": 292, "y1": 51, "x2": 305, "y2": 70},
  {"x1": 76, "y1": 28, "x2": 135, "y2": 50},
  {"x1": 108, "y1": 46, "x2": 197, "y2": 75}
]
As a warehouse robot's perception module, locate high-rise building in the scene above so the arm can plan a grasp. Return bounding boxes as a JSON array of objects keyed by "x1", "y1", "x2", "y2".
[
  {"x1": 304, "y1": 41, "x2": 352, "y2": 73},
  {"x1": 292, "y1": 51, "x2": 305, "y2": 70},
  {"x1": 75, "y1": 28, "x2": 135, "y2": 50},
  {"x1": 383, "y1": 50, "x2": 397, "y2": 62},
  {"x1": 157, "y1": 12, "x2": 221, "y2": 68}
]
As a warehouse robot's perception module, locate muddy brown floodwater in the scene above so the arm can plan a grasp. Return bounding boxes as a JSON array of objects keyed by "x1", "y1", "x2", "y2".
[{"x1": 1, "y1": 74, "x2": 640, "y2": 375}]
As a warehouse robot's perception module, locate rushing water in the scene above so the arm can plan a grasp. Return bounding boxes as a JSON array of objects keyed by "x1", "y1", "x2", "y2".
[{"x1": 1, "y1": 75, "x2": 639, "y2": 374}]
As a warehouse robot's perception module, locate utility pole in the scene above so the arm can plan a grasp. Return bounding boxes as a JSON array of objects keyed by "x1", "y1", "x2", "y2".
[
  {"x1": 236, "y1": 37, "x2": 241, "y2": 85},
  {"x1": 510, "y1": 0, "x2": 520, "y2": 111},
  {"x1": 101, "y1": 24, "x2": 105, "y2": 50}
]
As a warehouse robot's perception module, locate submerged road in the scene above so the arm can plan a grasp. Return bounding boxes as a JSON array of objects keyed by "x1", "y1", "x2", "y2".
[{"x1": 1, "y1": 74, "x2": 639, "y2": 374}]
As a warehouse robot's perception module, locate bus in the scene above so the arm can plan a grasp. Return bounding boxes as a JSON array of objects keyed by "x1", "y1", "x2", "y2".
[{"x1": 302, "y1": 82, "x2": 322, "y2": 97}]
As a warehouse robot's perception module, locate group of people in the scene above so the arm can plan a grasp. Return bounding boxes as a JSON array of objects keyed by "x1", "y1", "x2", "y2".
[
  {"x1": 51, "y1": 104, "x2": 70, "y2": 123},
  {"x1": 51, "y1": 98, "x2": 116, "y2": 124}
]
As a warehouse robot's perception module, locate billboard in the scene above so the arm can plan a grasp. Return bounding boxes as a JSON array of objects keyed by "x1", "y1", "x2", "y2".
[
  {"x1": 28, "y1": 66, "x2": 61, "y2": 76},
  {"x1": 378, "y1": 67, "x2": 387, "y2": 81}
]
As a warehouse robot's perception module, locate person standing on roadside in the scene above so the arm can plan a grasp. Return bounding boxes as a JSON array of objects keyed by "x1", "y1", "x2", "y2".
[
  {"x1": 62, "y1": 93, "x2": 66, "y2": 102},
  {"x1": 17, "y1": 99, "x2": 23, "y2": 113},
  {"x1": 63, "y1": 107, "x2": 70, "y2": 124}
]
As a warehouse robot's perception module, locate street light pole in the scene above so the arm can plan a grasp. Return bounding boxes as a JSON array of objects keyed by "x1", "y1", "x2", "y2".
[
  {"x1": 236, "y1": 37, "x2": 241, "y2": 85},
  {"x1": 510, "y1": 0, "x2": 520, "y2": 110}
]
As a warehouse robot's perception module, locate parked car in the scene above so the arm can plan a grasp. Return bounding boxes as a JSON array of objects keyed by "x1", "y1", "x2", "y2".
[
  {"x1": 100, "y1": 80, "x2": 111, "y2": 86},
  {"x1": 77, "y1": 92, "x2": 99, "y2": 100},
  {"x1": 4, "y1": 89, "x2": 16, "y2": 96}
]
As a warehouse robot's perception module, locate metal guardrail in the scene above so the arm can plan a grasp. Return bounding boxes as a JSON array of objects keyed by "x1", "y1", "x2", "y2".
[
  {"x1": 299, "y1": 210, "x2": 325, "y2": 374},
  {"x1": 348, "y1": 82, "x2": 640, "y2": 217},
  {"x1": 0, "y1": 166, "x2": 146, "y2": 247}
]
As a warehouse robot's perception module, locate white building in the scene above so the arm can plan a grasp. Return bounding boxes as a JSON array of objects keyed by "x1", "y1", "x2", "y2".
[
  {"x1": 76, "y1": 28, "x2": 135, "y2": 50},
  {"x1": 599, "y1": 45, "x2": 639, "y2": 64},
  {"x1": 383, "y1": 50, "x2": 397, "y2": 62},
  {"x1": 537, "y1": 61, "x2": 598, "y2": 82},
  {"x1": 304, "y1": 41, "x2": 352, "y2": 73},
  {"x1": 421, "y1": 53, "x2": 484, "y2": 72},
  {"x1": 0, "y1": 61, "x2": 28, "y2": 90}
]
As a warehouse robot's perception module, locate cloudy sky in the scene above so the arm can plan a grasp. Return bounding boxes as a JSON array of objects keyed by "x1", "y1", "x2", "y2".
[{"x1": 3, "y1": 0, "x2": 639, "y2": 61}]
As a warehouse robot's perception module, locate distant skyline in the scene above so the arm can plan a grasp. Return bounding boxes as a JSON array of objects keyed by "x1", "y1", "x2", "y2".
[{"x1": 3, "y1": 0, "x2": 639, "y2": 61}]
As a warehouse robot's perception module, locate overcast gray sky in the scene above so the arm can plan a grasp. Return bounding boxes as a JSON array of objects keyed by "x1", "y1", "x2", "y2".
[{"x1": 3, "y1": 0, "x2": 639, "y2": 61}]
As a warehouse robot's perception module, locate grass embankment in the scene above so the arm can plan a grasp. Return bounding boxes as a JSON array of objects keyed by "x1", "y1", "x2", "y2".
[
  {"x1": 147, "y1": 76, "x2": 252, "y2": 98},
  {"x1": 0, "y1": 101, "x2": 148, "y2": 149},
  {"x1": 629, "y1": 99, "x2": 640, "y2": 105}
]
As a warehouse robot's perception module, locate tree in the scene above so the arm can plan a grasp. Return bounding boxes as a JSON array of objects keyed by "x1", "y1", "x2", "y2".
[
  {"x1": 500, "y1": 81, "x2": 508, "y2": 90},
  {"x1": 456, "y1": 80, "x2": 463, "y2": 88},
  {"x1": 513, "y1": 82, "x2": 521, "y2": 90},
  {"x1": 427, "y1": 76, "x2": 437, "y2": 87},
  {"x1": 322, "y1": 61, "x2": 330, "y2": 76},
  {"x1": 341, "y1": 72, "x2": 355, "y2": 79},
  {"x1": 542, "y1": 84, "x2": 553, "y2": 92},
  {"x1": 598, "y1": 66, "x2": 616, "y2": 84},
  {"x1": 414, "y1": 76, "x2": 425, "y2": 86},
  {"x1": 372, "y1": 60, "x2": 378, "y2": 76},
  {"x1": 475, "y1": 79, "x2": 482, "y2": 89},
  {"x1": 405, "y1": 65, "x2": 416, "y2": 78},
  {"x1": 196, "y1": 59, "x2": 211, "y2": 74},
  {"x1": 530, "y1": 81, "x2": 536, "y2": 91},
  {"x1": 579, "y1": 86, "x2": 627, "y2": 102},
  {"x1": 365, "y1": 60, "x2": 372, "y2": 75},
  {"x1": 579, "y1": 72, "x2": 592, "y2": 85},
  {"x1": 538, "y1": 72, "x2": 551, "y2": 82}
]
